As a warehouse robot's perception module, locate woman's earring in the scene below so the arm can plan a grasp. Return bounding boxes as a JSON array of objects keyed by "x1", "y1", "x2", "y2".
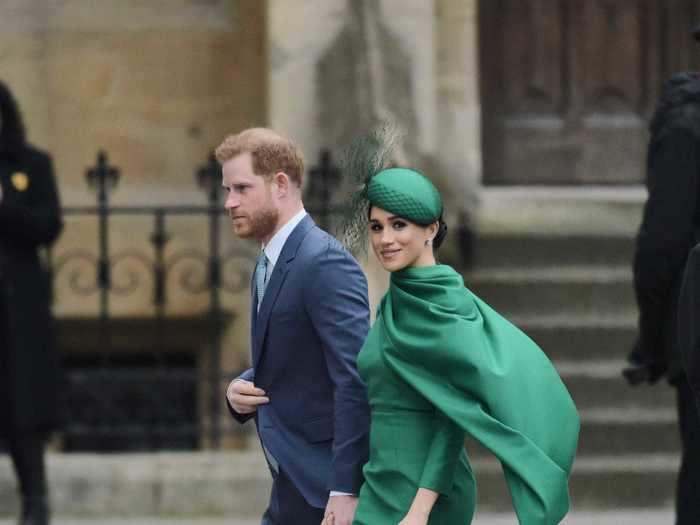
[{"x1": 425, "y1": 238, "x2": 433, "y2": 247}]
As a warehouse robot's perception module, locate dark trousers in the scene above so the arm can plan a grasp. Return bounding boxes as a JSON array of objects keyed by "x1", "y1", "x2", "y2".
[
  {"x1": 676, "y1": 378, "x2": 700, "y2": 525},
  {"x1": 262, "y1": 469, "x2": 324, "y2": 525},
  {"x1": 2, "y1": 431, "x2": 48, "y2": 512},
  {"x1": 0, "y1": 291, "x2": 49, "y2": 523}
]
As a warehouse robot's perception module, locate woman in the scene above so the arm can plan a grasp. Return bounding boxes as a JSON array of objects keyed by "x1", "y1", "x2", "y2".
[
  {"x1": 0, "y1": 80, "x2": 63, "y2": 525},
  {"x1": 351, "y1": 167, "x2": 579, "y2": 525}
]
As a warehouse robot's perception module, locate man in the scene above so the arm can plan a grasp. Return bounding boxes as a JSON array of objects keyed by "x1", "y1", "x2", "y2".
[
  {"x1": 0, "y1": 80, "x2": 63, "y2": 525},
  {"x1": 623, "y1": 70, "x2": 700, "y2": 524},
  {"x1": 217, "y1": 128, "x2": 370, "y2": 525}
]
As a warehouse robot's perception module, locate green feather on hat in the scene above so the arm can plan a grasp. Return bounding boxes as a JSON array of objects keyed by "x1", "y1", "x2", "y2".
[{"x1": 340, "y1": 122, "x2": 443, "y2": 254}]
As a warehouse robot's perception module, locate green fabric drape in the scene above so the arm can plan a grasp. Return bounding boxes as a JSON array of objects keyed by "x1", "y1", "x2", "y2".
[{"x1": 377, "y1": 264, "x2": 579, "y2": 524}]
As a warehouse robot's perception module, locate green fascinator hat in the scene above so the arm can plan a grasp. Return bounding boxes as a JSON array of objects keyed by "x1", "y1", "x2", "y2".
[
  {"x1": 367, "y1": 167, "x2": 443, "y2": 225},
  {"x1": 339, "y1": 121, "x2": 445, "y2": 254}
]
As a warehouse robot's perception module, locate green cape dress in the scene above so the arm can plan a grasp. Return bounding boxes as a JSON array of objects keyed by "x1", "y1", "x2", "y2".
[{"x1": 353, "y1": 264, "x2": 579, "y2": 525}]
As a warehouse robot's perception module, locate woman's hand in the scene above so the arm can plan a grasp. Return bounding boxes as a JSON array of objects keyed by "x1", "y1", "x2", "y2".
[
  {"x1": 398, "y1": 488, "x2": 438, "y2": 525},
  {"x1": 397, "y1": 509, "x2": 430, "y2": 525}
]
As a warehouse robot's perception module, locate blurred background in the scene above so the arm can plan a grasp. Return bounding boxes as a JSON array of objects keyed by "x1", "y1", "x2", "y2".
[{"x1": 1, "y1": 0, "x2": 698, "y2": 522}]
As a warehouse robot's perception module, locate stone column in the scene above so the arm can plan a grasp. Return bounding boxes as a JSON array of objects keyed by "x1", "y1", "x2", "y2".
[
  {"x1": 434, "y1": 0, "x2": 482, "y2": 221},
  {"x1": 268, "y1": 0, "x2": 483, "y2": 294}
]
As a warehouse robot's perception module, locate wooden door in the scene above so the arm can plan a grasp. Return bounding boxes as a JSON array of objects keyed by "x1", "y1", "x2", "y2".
[{"x1": 479, "y1": 0, "x2": 700, "y2": 184}]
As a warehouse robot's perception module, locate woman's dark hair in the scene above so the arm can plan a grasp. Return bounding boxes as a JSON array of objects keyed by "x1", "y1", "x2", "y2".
[
  {"x1": 0, "y1": 80, "x2": 27, "y2": 159},
  {"x1": 368, "y1": 204, "x2": 448, "y2": 252},
  {"x1": 433, "y1": 216, "x2": 448, "y2": 250}
]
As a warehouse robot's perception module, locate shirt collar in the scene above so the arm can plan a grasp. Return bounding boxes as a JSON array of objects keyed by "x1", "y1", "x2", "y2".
[{"x1": 262, "y1": 208, "x2": 307, "y2": 267}]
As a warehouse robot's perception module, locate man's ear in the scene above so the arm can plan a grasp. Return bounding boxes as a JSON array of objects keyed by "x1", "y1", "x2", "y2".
[{"x1": 272, "y1": 171, "x2": 290, "y2": 196}]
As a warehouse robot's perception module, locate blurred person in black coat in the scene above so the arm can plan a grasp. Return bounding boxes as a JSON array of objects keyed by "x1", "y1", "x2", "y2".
[
  {"x1": 623, "y1": 71, "x2": 700, "y2": 525},
  {"x1": 679, "y1": 245, "x2": 700, "y2": 407},
  {"x1": 0, "y1": 80, "x2": 63, "y2": 525}
]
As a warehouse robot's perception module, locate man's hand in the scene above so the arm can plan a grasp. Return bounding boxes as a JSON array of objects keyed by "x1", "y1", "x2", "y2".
[
  {"x1": 226, "y1": 379, "x2": 269, "y2": 415},
  {"x1": 321, "y1": 495, "x2": 358, "y2": 525}
]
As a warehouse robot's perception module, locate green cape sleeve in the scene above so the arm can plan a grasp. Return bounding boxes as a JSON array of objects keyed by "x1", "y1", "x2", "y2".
[{"x1": 380, "y1": 265, "x2": 580, "y2": 525}]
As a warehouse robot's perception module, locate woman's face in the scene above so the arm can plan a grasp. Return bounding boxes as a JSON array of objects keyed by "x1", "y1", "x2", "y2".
[{"x1": 369, "y1": 206, "x2": 437, "y2": 272}]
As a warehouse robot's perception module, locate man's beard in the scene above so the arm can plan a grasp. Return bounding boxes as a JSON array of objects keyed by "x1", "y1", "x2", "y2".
[{"x1": 238, "y1": 205, "x2": 279, "y2": 241}]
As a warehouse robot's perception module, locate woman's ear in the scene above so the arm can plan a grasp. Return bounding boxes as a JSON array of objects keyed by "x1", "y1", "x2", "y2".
[{"x1": 428, "y1": 221, "x2": 439, "y2": 239}]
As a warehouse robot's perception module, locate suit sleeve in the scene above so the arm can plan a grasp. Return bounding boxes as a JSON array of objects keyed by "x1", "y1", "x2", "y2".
[
  {"x1": 305, "y1": 241, "x2": 370, "y2": 494},
  {"x1": 0, "y1": 153, "x2": 63, "y2": 248},
  {"x1": 225, "y1": 367, "x2": 256, "y2": 425},
  {"x1": 634, "y1": 127, "x2": 699, "y2": 364},
  {"x1": 418, "y1": 410, "x2": 465, "y2": 495}
]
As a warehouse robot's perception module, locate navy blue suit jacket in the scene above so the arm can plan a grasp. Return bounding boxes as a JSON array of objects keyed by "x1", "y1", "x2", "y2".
[{"x1": 228, "y1": 215, "x2": 370, "y2": 508}]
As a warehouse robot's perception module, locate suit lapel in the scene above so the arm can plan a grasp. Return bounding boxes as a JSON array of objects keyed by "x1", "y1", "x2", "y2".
[{"x1": 252, "y1": 215, "x2": 316, "y2": 370}]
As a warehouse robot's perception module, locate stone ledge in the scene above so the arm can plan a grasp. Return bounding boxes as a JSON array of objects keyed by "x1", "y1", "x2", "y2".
[
  {"x1": 476, "y1": 186, "x2": 645, "y2": 236},
  {"x1": 0, "y1": 451, "x2": 271, "y2": 518},
  {"x1": 0, "y1": 449, "x2": 682, "y2": 517}
]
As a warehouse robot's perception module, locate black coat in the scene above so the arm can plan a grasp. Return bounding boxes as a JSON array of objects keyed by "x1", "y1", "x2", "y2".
[
  {"x1": 632, "y1": 72, "x2": 700, "y2": 384},
  {"x1": 0, "y1": 145, "x2": 63, "y2": 432},
  {"x1": 679, "y1": 245, "x2": 700, "y2": 402}
]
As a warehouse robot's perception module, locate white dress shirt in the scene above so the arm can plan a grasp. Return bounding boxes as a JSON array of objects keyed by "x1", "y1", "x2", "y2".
[{"x1": 261, "y1": 207, "x2": 308, "y2": 280}]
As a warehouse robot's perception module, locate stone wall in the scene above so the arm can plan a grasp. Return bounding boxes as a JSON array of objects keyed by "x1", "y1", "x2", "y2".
[
  {"x1": 1, "y1": 0, "x2": 267, "y2": 307},
  {"x1": 1, "y1": 0, "x2": 266, "y2": 192},
  {"x1": 0, "y1": 0, "x2": 268, "y2": 448}
]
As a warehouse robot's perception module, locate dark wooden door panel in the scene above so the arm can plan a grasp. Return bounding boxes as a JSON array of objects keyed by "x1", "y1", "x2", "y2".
[
  {"x1": 503, "y1": 0, "x2": 567, "y2": 116},
  {"x1": 662, "y1": 0, "x2": 700, "y2": 74},
  {"x1": 580, "y1": 0, "x2": 647, "y2": 114},
  {"x1": 480, "y1": 0, "x2": 700, "y2": 185}
]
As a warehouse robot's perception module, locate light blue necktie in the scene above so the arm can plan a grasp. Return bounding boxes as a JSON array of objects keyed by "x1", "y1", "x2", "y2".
[
  {"x1": 253, "y1": 251, "x2": 278, "y2": 473},
  {"x1": 254, "y1": 252, "x2": 268, "y2": 311}
]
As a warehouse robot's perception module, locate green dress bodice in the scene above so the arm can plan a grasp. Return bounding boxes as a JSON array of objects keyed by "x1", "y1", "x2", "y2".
[
  {"x1": 354, "y1": 319, "x2": 476, "y2": 524},
  {"x1": 352, "y1": 264, "x2": 579, "y2": 525}
]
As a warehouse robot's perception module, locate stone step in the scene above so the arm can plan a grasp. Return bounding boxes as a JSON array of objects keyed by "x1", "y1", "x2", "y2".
[
  {"x1": 0, "y1": 452, "x2": 271, "y2": 518},
  {"x1": 473, "y1": 454, "x2": 678, "y2": 511},
  {"x1": 575, "y1": 409, "x2": 679, "y2": 456},
  {"x1": 474, "y1": 233, "x2": 634, "y2": 269},
  {"x1": 467, "y1": 408, "x2": 679, "y2": 458},
  {"x1": 556, "y1": 360, "x2": 676, "y2": 410},
  {"x1": 0, "y1": 511, "x2": 682, "y2": 525},
  {"x1": 512, "y1": 315, "x2": 636, "y2": 362},
  {"x1": 0, "y1": 451, "x2": 678, "y2": 516},
  {"x1": 465, "y1": 266, "x2": 634, "y2": 317},
  {"x1": 474, "y1": 186, "x2": 644, "y2": 239}
]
